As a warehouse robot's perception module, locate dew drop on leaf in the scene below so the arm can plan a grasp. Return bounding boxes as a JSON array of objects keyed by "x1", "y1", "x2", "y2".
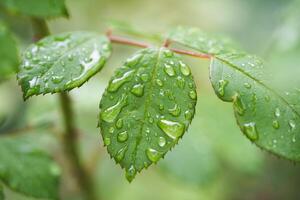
[
  {"x1": 100, "y1": 94, "x2": 127, "y2": 123},
  {"x1": 51, "y1": 76, "x2": 64, "y2": 84},
  {"x1": 157, "y1": 119, "x2": 185, "y2": 140},
  {"x1": 243, "y1": 82, "x2": 251, "y2": 89},
  {"x1": 156, "y1": 79, "x2": 163, "y2": 86},
  {"x1": 140, "y1": 74, "x2": 149, "y2": 82},
  {"x1": 103, "y1": 137, "x2": 111, "y2": 146},
  {"x1": 189, "y1": 90, "x2": 197, "y2": 100},
  {"x1": 179, "y1": 61, "x2": 191, "y2": 76},
  {"x1": 168, "y1": 104, "x2": 181, "y2": 116},
  {"x1": 233, "y1": 94, "x2": 245, "y2": 116},
  {"x1": 288, "y1": 120, "x2": 296, "y2": 131},
  {"x1": 164, "y1": 64, "x2": 175, "y2": 76},
  {"x1": 117, "y1": 131, "x2": 128, "y2": 142},
  {"x1": 158, "y1": 137, "x2": 166, "y2": 147},
  {"x1": 108, "y1": 70, "x2": 134, "y2": 92},
  {"x1": 116, "y1": 118, "x2": 123, "y2": 129},
  {"x1": 176, "y1": 76, "x2": 185, "y2": 89},
  {"x1": 217, "y1": 79, "x2": 228, "y2": 97},
  {"x1": 115, "y1": 146, "x2": 127, "y2": 163},
  {"x1": 272, "y1": 120, "x2": 280, "y2": 129},
  {"x1": 184, "y1": 110, "x2": 193, "y2": 120},
  {"x1": 243, "y1": 122, "x2": 258, "y2": 141},
  {"x1": 130, "y1": 83, "x2": 144, "y2": 97},
  {"x1": 146, "y1": 148, "x2": 162, "y2": 163},
  {"x1": 274, "y1": 108, "x2": 281, "y2": 117},
  {"x1": 125, "y1": 165, "x2": 136, "y2": 182}
]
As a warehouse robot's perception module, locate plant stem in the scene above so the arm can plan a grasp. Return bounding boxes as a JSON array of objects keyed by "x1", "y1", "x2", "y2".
[
  {"x1": 107, "y1": 31, "x2": 212, "y2": 59},
  {"x1": 30, "y1": 18, "x2": 97, "y2": 200}
]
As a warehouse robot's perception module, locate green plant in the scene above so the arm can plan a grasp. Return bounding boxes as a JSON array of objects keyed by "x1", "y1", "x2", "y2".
[{"x1": 0, "y1": 0, "x2": 299, "y2": 200}]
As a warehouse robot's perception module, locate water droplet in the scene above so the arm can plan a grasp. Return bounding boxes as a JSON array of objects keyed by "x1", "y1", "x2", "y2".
[
  {"x1": 189, "y1": 90, "x2": 197, "y2": 100},
  {"x1": 159, "y1": 104, "x2": 164, "y2": 111},
  {"x1": 146, "y1": 148, "x2": 162, "y2": 163},
  {"x1": 108, "y1": 70, "x2": 134, "y2": 92},
  {"x1": 68, "y1": 54, "x2": 74, "y2": 61},
  {"x1": 217, "y1": 80, "x2": 228, "y2": 97},
  {"x1": 168, "y1": 104, "x2": 181, "y2": 116},
  {"x1": 176, "y1": 76, "x2": 185, "y2": 89},
  {"x1": 104, "y1": 137, "x2": 111, "y2": 146},
  {"x1": 184, "y1": 110, "x2": 193, "y2": 120},
  {"x1": 148, "y1": 117, "x2": 154, "y2": 124},
  {"x1": 140, "y1": 74, "x2": 149, "y2": 82},
  {"x1": 272, "y1": 120, "x2": 280, "y2": 129},
  {"x1": 243, "y1": 122, "x2": 258, "y2": 141},
  {"x1": 100, "y1": 94, "x2": 127, "y2": 123},
  {"x1": 288, "y1": 120, "x2": 296, "y2": 131},
  {"x1": 117, "y1": 131, "x2": 128, "y2": 142},
  {"x1": 158, "y1": 119, "x2": 185, "y2": 140},
  {"x1": 126, "y1": 54, "x2": 142, "y2": 67},
  {"x1": 158, "y1": 137, "x2": 166, "y2": 147},
  {"x1": 244, "y1": 83, "x2": 251, "y2": 89},
  {"x1": 234, "y1": 94, "x2": 245, "y2": 116},
  {"x1": 51, "y1": 76, "x2": 64, "y2": 84},
  {"x1": 116, "y1": 119, "x2": 123, "y2": 129},
  {"x1": 131, "y1": 84, "x2": 144, "y2": 97},
  {"x1": 274, "y1": 108, "x2": 281, "y2": 117},
  {"x1": 109, "y1": 127, "x2": 115, "y2": 133},
  {"x1": 179, "y1": 61, "x2": 191, "y2": 76},
  {"x1": 156, "y1": 79, "x2": 163, "y2": 86},
  {"x1": 164, "y1": 64, "x2": 175, "y2": 76},
  {"x1": 115, "y1": 146, "x2": 127, "y2": 163},
  {"x1": 125, "y1": 165, "x2": 136, "y2": 182}
]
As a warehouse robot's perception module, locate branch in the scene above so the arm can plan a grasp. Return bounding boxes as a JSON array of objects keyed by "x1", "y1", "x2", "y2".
[{"x1": 107, "y1": 31, "x2": 212, "y2": 60}]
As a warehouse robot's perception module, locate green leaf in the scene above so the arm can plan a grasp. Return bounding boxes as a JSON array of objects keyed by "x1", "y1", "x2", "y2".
[
  {"x1": 168, "y1": 26, "x2": 238, "y2": 55},
  {"x1": 0, "y1": 183, "x2": 4, "y2": 200},
  {"x1": 169, "y1": 26, "x2": 300, "y2": 161},
  {"x1": 0, "y1": 21, "x2": 19, "y2": 81},
  {"x1": 0, "y1": 137, "x2": 60, "y2": 199},
  {"x1": 99, "y1": 48, "x2": 197, "y2": 182},
  {"x1": 17, "y1": 32, "x2": 111, "y2": 99},
  {"x1": 0, "y1": 0, "x2": 68, "y2": 18}
]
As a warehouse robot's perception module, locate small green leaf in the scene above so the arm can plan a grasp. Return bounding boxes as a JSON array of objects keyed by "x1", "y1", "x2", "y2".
[
  {"x1": 0, "y1": 137, "x2": 60, "y2": 199},
  {"x1": 17, "y1": 32, "x2": 111, "y2": 99},
  {"x1": 99, "y1": 48, "x2": 197, "y2": 181},
  {"x1": 169, "y1": 26, "x2": 300, "y2": 162},
  {"x1": 0, "y1": 21, "x2": 19, "y2": 81},
  {"x1": 0, "y1": 0, "x2": 68, "y2": 18},
  {"x1": 168, "y1": 26, "x2": 238, "y2": 55}
]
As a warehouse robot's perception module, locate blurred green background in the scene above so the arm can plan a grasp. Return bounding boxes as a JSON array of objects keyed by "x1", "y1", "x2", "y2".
[{"x1": 1, "y1": 0, "x2": 300, "y2": 199}]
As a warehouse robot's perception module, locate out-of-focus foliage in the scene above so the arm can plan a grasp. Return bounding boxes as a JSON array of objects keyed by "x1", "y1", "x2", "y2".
[
  {"x1": 0, "y1": 135, "x2": 60, "y2": 199},
  {"x1": 0, "y1": 0, "x2": 68, "y2": 18},
  {"x1": 0, "y1": 21, "x2": 18, "y2": 81}
]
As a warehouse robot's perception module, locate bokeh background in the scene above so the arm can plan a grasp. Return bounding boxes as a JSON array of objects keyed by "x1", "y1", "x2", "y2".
[{"x1": 1, "y1": 0, "x2": 300, "y2": 199}]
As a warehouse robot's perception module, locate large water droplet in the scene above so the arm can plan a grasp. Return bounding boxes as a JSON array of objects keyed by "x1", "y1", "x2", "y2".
[
  {"x1": 115, "y1": 146, "x2": 127, "y2": 163},
  {"x1": 125, "y1": 165, "x2": 136, "y2": 182},
  {"x1": 158, "y1": 119, "x2": 185, "y2": 140},
  {"x1": 243, "y1": 122, "x2": 258, "y2": 141},
  {"x1": 158, "y1": 137, "x2": 166, "y2": 147},
  {"x1": 189, "y1": 90, "x2": 197, "y2": 100},
  {"x1": 168, "y1": 104, "x2": 181, "y2": 116},
  {"x1": 272, "y1": 120, "x2": 280, "y2": 129},
  {"x1": 164, "y1": 64, "x2": 175, "y2": 76},
  {"x1": 234, "y1": 94, "x2": 245, "y2": 116},
  {"x1": 146, "y1": 148, "x2": 162, "y2": 163},
  {"x1": 131, "y1": 83, "x2": 144, "y2": 97},
  {"x1": 217, "y1": 79, "x2": 228, "y2": 97},
  {"x1": 117, "y1": 131, "x2": 128, "y2": 142},
  {"x1": 100, "y1": 95, "x2": 127, "y2": 123},
  {"x1": 108, "y1": 70, "x2": 134, "y2": 92},
  {"x1": 103, "y1": 137, "x2": 111, "y2": 146},
  {"x1": 179, "y1": 61, "x2": 191, "y2": 76}
]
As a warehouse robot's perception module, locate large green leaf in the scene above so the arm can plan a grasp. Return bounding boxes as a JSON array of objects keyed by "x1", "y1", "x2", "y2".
[
  {"x1": 0, "y1": 21, "x2": 19, "y2": 81},
  {"x1": 99, "y1": 48, "x2": 197, "y2": 181},
  {"x1": 169, "y1": 26, "x2": 300, "y2": 162},
  {"x1": 0, "y1": 137, "x2": 60, "y2": 199},
  {"x1": 0, "y1": 0, "x2": 68, "y2": 18},
  {"x1": 17, "y1": 32, "x2": 111, "y2": 99}
]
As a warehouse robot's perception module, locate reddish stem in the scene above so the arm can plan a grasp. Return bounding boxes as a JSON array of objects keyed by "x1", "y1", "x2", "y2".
[{"x1": 106, "y1": 32, "x2": 212, "y2": 60}]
